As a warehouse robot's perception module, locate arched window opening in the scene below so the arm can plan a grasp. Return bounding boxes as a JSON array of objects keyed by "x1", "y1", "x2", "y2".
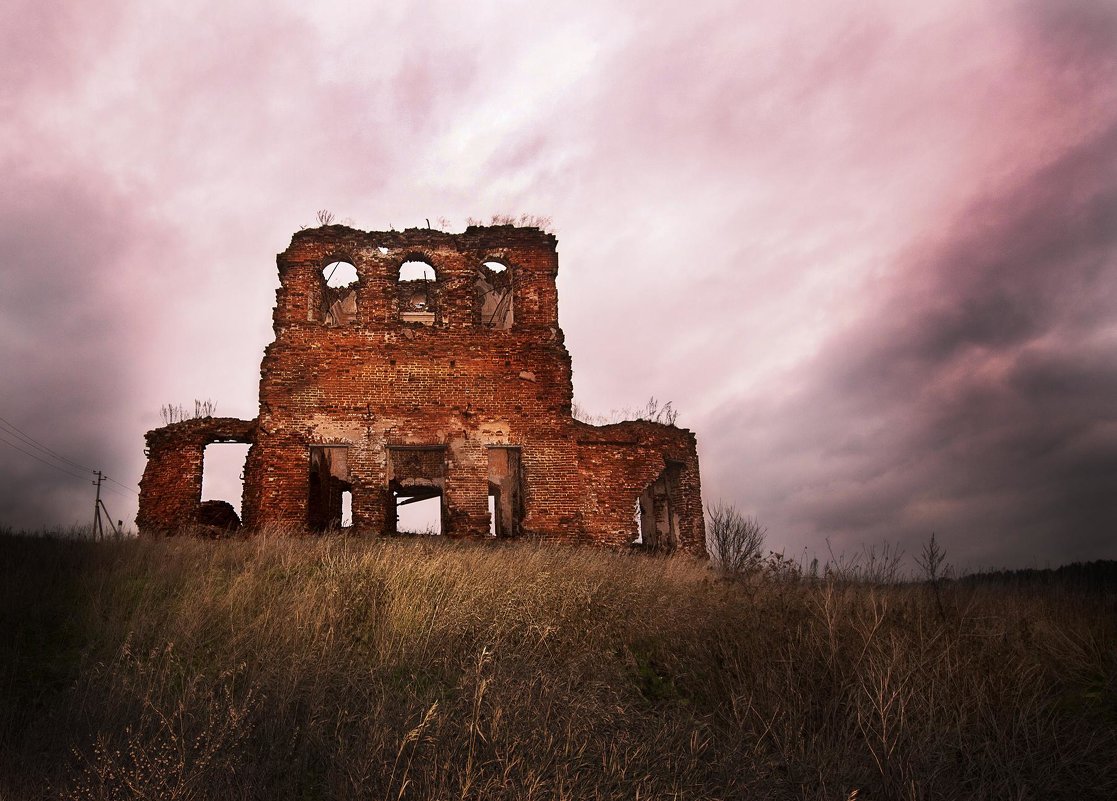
[
  {"x1": 322, "y1": 260, "x2": 358, "y2": 326},
  {"x1": 398, "y1": 259, "x2": 436, "y2": 325},
  {"x1": 324, "y1": 260, "x2": 358, "y2": 288},
  {"x1": 476, "y1": 260, "x2": 513, "y2": 329},
  {"x1": 399, "y1": 260, "x2": 436, "y2": 282}
]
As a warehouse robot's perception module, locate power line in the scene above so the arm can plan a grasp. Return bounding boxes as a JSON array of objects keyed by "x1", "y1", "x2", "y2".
[
  {"x1": 100, "y1": 480, "x2": 138, "y2": 500},
  {"x1": 0, "y1": 416, "x2": 138, "y2": 541},
  {"x1": 105, "y1": 476, "x2": 139, "y2": 495},
  {"x1": 0, "y1": 413, "x2": 96, "y2": 473},
  {"x1": 0, "y1": 430, "x2": 93, "y2": 482},
  {"x1": 0, "y1": 410, "x2": 142, "y2": 529},
  {"x1": 100, "y1": 481, "x2": 137, "y2": 499},
  {"x1": 0, "y1": 410, "x2": 140, "y2": 496}
]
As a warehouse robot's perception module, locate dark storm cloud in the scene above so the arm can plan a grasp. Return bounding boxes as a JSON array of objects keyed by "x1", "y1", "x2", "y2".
[
  {"x1": 838, "y1": 126, "x2": 1117, "y2": 394},
  {"x1": 0, "y1": 163, "x2": 153, "y2": 528},
  {"x1": 1021, "y1": 0, "x2": 1117, "y2": 65},
  {"x1": 709, "y1": 119, "x2": 1117, "y2": 568}
]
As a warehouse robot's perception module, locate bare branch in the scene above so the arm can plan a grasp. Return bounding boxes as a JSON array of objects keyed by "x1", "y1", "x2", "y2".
[{"x1": 706, "y1": 501, "x2": 766, "y2": 574}]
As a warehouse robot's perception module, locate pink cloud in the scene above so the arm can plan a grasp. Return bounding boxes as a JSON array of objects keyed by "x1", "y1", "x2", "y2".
[{"x1": 1, "y1": 0, "x2": 1114, "y2": 568}]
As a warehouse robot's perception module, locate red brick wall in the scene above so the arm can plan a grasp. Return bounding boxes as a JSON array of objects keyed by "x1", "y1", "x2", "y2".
[
  {"x1": 137, "y1": 418, "x2": 255, "y2": 534},
  {"x1": 138, "y1": 225, "x2": 706, "y2": 556}
]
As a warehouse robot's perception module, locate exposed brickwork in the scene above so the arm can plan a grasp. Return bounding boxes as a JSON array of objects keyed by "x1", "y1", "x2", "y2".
[
  {"x1": 137, "y1": 225, "x2": 706, "y2": 555},
  {"x1": 137, "y1": 417, "x2": 255, "y2": 534}
]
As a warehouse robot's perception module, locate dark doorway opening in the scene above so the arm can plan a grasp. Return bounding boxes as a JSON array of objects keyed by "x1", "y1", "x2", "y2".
[
  {"x1": 487, "y1": 447, "x2": 523, "y2": 538},
  {"x1": 637, "y1": 462, "x2": 683, "y2": 552},
  {"x1": 308, "y1": 445, "x2": 352, "y2": 532}
]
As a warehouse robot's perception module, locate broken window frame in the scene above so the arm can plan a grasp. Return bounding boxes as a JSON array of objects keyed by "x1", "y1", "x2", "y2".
[
  {"x1": 321, "y1": 257, "x2": 360, "y2": 327},
  {"x1": 397, "y1": 257, "x2": 438, "y2": 326},
  {"x1": 637, "y1": 461, "x2": 684, "y2": 552},
  {"x1": 475, "y1": 259, "x2": 514, "y2": 330},
  {"x1": 386, "y1": 445, "x2": 447, "y2": 534}
]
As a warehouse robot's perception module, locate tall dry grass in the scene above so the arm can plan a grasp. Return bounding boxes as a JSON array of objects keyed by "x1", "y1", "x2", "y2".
[{"x1": 1, "y1": 531, "x2": 1114, "y2": 800}]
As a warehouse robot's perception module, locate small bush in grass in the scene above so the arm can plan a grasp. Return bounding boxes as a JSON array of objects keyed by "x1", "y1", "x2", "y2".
[{"x1": 706, "y1": 501, "x2": 765, "y2": 574}]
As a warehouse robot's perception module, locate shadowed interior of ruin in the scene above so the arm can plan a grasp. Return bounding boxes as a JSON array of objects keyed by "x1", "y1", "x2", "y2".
[{"x1": 137, "y1": 224, "x2": 705, "y2": 554}]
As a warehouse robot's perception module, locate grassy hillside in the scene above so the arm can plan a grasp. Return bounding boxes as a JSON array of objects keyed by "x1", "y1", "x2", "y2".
[{"x1": 1, "y1": 532, "x2": 1115, "y2": 800}]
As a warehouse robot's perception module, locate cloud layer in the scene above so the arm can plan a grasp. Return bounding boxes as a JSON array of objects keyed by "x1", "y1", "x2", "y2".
[
  {"x1": 1, "y1": 0, "x2": 1114, "y2": 568},
  {"x1": 707, "y1": 118, "x2": 1117, "y2": 566}
]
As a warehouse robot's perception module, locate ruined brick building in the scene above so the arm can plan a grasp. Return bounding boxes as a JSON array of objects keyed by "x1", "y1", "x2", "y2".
[{"x1": 137, "y1": 225, "x2": 706, "y2": 554}]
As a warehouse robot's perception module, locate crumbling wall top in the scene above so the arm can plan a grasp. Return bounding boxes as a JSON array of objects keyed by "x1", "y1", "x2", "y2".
[
  {"x1": 285, "y1": 224, "x2": 558, "y2": 255},
  {"x1": 572, "y1": 419, "x2": 697, "y2": 442},
  {"x1": 273, "y1": 223, "x2": 562, "y2": 331},
  {"x1": 145, "y1": 417, "x2": 257, "y2": 449}
]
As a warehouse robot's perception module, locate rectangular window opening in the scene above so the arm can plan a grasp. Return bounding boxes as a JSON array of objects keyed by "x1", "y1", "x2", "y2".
[
  {"x1": 394, "y1": 490, "x2": 442, "y2": 535},
  {"x1": 387, "y1": 446, "x2": 447, "y2": 536},
  {"x1": 341, "y1": 489, "x2": 353, "y2": 529},
  {"x1": 633, "y1": 496, "x2": 644, "y2": 544},
  {"x1": 201, "y1": 443, "x2": 250, "y2": 529}
]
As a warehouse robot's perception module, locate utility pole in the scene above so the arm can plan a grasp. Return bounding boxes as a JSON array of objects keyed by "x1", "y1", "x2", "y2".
[
  {"x1": 92, "y1": 470, "x2": 105, "y2": 541},
  {"x1": 90, "y1": 471, "x2": 122, "y2": 540}
]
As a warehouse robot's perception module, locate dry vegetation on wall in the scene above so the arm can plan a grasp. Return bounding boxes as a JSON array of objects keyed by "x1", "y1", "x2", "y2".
[
  {"x1": 1, "y1": 532, "x2": 1115, "y2": 800},
  {"x1": 158, "y1": 399, "x2": 218, "y2": 426},
  {"x1": 571, "y1": 396, "x2": 679, "y2": 427}
]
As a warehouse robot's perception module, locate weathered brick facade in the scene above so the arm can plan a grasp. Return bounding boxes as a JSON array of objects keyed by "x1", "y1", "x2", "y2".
[{"x1": 137, "y1": 225, "x2": 706, "y2": 555}]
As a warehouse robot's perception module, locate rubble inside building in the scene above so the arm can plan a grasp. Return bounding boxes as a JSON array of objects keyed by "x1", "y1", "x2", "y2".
[{"x1": 137, "y1": 224, "x2": 706, "y2": 555}]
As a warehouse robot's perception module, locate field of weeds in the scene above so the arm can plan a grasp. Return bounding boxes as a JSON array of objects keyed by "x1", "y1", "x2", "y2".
[{"x1": 1, "y1": 532, "x2": 1115, "y2": 800}]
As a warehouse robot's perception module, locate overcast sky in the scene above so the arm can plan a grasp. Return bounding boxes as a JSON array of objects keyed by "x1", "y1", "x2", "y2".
[{"x1": 1, "y1": 0, "x2": 1115, "y2": 570}]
